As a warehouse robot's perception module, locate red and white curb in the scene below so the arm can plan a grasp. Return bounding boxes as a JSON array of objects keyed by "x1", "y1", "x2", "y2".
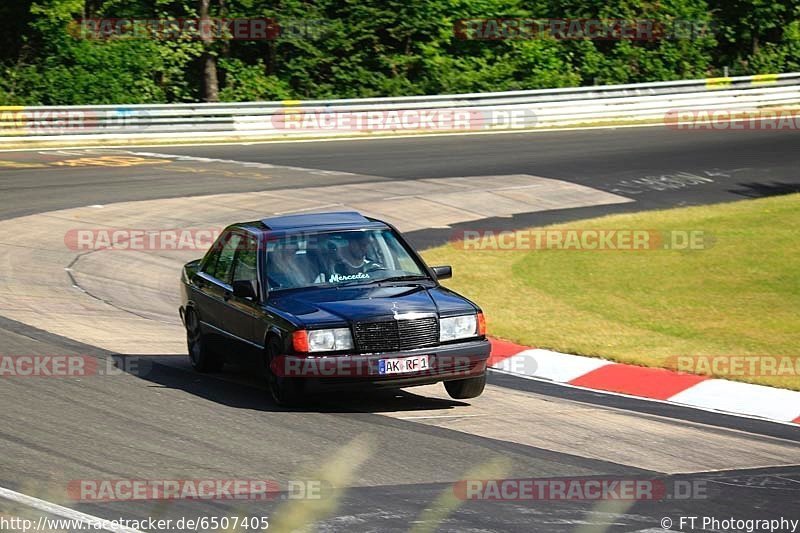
[{"x1": 488, "y1": 339, "x2": 800, "y2": 426}]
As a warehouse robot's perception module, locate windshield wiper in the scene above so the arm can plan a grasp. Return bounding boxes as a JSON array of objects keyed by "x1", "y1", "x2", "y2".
[
  {"x1": 373, "y1": 275, "x2": 430, "y2": 284},
  {"x1": 332, "y1": 275, "x2": 430, "y2": 288},
  {"x1": 334, "y1": 280, "x2": 372, "y2": 287}
]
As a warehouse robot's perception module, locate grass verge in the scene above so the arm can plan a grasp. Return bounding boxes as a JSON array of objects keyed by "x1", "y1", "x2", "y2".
[{"x1": 422, "y1": 194, "x2": 800, "y2": 390}]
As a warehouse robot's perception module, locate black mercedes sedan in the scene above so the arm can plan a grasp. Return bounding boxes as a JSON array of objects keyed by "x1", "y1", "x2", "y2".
[{"x1": 179, "y1": 211, "x2": 490, "y2": 405}]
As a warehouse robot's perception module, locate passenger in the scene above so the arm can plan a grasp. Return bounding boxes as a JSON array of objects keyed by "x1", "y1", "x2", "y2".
[{"x1": 268, "y1": 242, "x2": 315, "y2": 289}]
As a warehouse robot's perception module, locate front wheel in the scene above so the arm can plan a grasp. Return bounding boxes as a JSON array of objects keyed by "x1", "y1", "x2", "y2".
[
  {"x1": 444, "y1": 373, "x2": 486, "y2": 399},
  {"x1": 185, "y1": 310, "x2": 223, "y2": 373},
  {"x1": 265, "y1": 338, "x2": 303, "y2": 406}
]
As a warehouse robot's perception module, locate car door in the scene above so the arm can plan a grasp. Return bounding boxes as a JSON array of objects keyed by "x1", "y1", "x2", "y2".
[
  {"x1": 222, "y1": 232, "x2": 264, "y2": 360},
  {"x1": 195, "y1": 231, "x2": 242, "y2": 351}
]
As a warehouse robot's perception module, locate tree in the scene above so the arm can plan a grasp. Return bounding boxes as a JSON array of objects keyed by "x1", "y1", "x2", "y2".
[
  {"x1": 198, "y1": 0, "x2": 219, "y2": 102},
  {"x1": 1, "y1": 0, "x2": 797, "y2": 105}
]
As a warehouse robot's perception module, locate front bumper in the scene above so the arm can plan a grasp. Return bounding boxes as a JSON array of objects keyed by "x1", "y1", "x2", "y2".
[{"x1": 274, "y1": 339, "x2": 490, "y2": 391}]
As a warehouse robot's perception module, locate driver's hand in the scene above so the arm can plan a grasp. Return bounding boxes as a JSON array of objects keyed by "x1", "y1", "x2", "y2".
[{"x1": 364, "y1": 261, "x2": 385, "y2": 272}]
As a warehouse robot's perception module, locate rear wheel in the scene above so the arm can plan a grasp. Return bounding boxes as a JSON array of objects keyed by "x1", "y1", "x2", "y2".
[
  {"x1": 185, "y1": 309, "x2": 224, "y2": 373},
  {"x1": 265, "y1": 337, "x2": 303, "y2": 406},
  {"x1": 444, "y1": 373, "x2": 486, "y2": 399}
]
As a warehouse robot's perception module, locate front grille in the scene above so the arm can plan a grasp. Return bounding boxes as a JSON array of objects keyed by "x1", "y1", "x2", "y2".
[{"x1": 353, "y1": 317, "x2": 439, "y2": 353}]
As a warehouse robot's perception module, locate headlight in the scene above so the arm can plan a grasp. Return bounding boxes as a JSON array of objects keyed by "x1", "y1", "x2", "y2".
[
  {"x1": 439, "y1": 314, "x2": 478, "y2": 342},
  {"x1": 294, "y1": 328, "x2": 354, "y2": 352}
]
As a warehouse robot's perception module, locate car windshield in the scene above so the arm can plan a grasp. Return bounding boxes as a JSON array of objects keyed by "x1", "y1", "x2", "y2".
[{"x1": 266, "y1": 228, "x2": 429, "y2": 291}]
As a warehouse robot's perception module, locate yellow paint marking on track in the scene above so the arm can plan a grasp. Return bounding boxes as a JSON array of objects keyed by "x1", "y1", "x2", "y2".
[
  {"x1": 0, "y1": 160, "x2": 48, "y2": 169},
  {"x1": 50, "y1": 156, "x2": 172, "y2": 168},
  {"x1": 167, "y1": 165, "x2": 270, "y2": 180}
]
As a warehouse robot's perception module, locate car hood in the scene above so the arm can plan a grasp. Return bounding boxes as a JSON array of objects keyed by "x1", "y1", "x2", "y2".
[{"x1": 267, "y1": 284, "x2": 477, "y2": 326}]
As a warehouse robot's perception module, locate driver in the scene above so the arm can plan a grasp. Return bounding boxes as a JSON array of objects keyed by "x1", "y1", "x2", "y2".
[{"x1": 335, "y1": 232, "x2": 381, "y2": 277}]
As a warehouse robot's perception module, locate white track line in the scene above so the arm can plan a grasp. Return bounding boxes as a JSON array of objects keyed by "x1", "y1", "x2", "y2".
[
  {"x1": 397, "y1": 414, "x2": 486, "y2": 420},
  {"x1": 0, "y1": 485, "x2": 143, "y2": 533}
]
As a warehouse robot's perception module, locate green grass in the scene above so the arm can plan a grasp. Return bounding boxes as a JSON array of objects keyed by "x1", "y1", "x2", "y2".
[{"x1": 422, "y1": 194, "x2": 800, "y2": 390}]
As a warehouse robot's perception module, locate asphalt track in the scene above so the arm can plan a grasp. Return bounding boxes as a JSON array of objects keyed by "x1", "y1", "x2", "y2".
[{"x1": 0, "y1": 126, "x2": 799, "y2": 532}]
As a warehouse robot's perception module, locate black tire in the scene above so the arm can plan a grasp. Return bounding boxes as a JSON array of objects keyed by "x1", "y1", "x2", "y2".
[
  {"x1": 444, "y1": 372, "x2": 486, "y2": 399},
  {"x1": 264, "y1": 337, "x2": 303, "y2": 407},
  {"x1": 185, "y1": 309, "x2": 224, "y2": 373}
]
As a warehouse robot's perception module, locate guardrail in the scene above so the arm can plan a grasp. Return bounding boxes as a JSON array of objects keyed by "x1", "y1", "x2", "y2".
[{"x1": 2, "y1": 72, "x2": 799, "y2": 144}]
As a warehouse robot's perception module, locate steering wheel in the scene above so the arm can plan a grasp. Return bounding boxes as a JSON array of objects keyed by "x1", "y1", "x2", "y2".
[{"x1": 364, "y1": 262, "x2": 387, "y2": 273}]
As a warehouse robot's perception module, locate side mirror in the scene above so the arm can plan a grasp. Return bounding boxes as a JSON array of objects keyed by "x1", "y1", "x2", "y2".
[
  {"x1": 431, "y1": 265, "x2": 452, "y2": 280},
  {"x1": 232, "y1": 280, "x2": 257, "y2": 300}
]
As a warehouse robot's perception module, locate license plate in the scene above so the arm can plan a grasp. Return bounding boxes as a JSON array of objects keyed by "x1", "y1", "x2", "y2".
[{"x1": 378, "y1": 355, "x2": 430, "y2": 375}]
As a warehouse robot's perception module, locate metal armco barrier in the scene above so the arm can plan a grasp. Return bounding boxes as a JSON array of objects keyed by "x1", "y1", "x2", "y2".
[{"x1": 1, "y1": 72, "x2": 799, "y2": 144}]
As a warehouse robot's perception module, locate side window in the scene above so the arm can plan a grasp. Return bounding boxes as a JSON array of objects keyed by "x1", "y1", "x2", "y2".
[
  {"x1": 232, "y1": 235, "x2": 259, "y2": 287},
  {"x1": 201, "y1": 233, "x2": 227, "y2": 277},
  {"x1": 210, "y1": 233, "x2": 242, "y2": 284}
]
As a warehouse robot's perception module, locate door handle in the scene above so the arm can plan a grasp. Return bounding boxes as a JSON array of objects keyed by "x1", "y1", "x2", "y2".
[{"x1": 223, "y1": 291, "x2": 232, "y2": 301}]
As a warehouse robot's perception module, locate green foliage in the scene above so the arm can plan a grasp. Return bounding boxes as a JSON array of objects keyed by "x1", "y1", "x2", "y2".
[
  {"x1": 1, "y1": 0, "x2": 798, "y2": 105},
  {"x1": 218, "y1": 58, "x2": 292, "y2": 101}
]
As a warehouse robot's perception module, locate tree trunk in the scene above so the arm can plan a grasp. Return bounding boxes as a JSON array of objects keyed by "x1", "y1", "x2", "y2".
[
  {"x1": 199, "y1": 0, "x2": 219, "y2": 102},
  {"x1": 84, "y1": 0, "x2": 99, "y2": 18},
  {"x1": 202, "y1": 54, "x2": 219, "y2": 102}
]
